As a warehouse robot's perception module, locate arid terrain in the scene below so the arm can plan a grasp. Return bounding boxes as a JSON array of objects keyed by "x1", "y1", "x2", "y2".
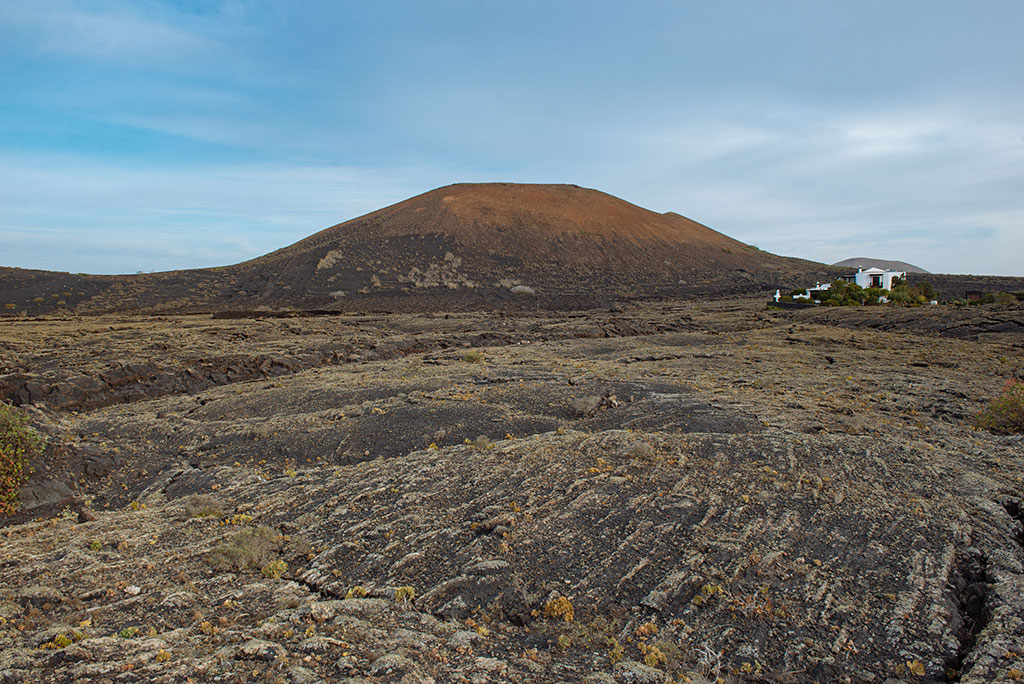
[
  {"x1": 2, "y1": 298, "x2": 1023, "y2": 683},
  {"x1": 0, "y1": 184, "x2": 845, "y2": 317}
]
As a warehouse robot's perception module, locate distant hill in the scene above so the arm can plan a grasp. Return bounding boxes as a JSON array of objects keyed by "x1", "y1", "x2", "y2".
[
  {"x1": 833, "y1": 257, "x2": 930, "y2": 274},
  {"x1": 1, "y1": 183, "x2": 845, "y2": 314}
]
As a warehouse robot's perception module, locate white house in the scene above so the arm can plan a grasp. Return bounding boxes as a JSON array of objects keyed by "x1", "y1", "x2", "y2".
[{"x1": 839, "y1": 267, "x2": 905, "y2": 290}]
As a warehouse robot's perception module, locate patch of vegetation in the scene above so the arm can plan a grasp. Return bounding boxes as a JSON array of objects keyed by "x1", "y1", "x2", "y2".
[
  {"x1": 346, "y1": 585, "x2": 368, "y2": 599},
  {"x1": 183, "y1": 493, "x2": 226, "y2": 518},
  {"x1": 606, "y1": 636, "x2": 625, "y2": 664},
  {"x1": 461, "y1": 350, "x2": 485, "y2": 364},
  {"x1": 1, "y1": 401, "x2": 44, "y2": 515},
  {"x1": 889, "y1": 277, "x2": 936, "y2": 304},
  {"x1": 801, "y1": 277, "x2": 941, "y2": 307},
  {"x1": 542, "y1": 595, "x2": 574, "y2": 622},
  {"x1": 261, "y1": 559, "x2": 288, "y2": 579},
  {"x1": 208, "y1": 526, "x2": 281, "y2": 573},
  {"x1": 641, "y1": 642, "x2": 667, "y2": 667},
  {"x1": 995, "y1": 292, "x2": 1018, "y2": 305},
  {"x1": 691, "y1": 583, "x2": 724, "y2": 606},
  {"x1": 817, "y1": 280, "x2": 885, "y2": 307},
  {"x1": 38, "y1": 631, "x2": 84, "y2": 650},
  {"x1": 974, "y1": 381, "x2": 1024, "y2": 434},
  {"x1": 394, "y1": 586, "x2": 416, "y2": 603}
]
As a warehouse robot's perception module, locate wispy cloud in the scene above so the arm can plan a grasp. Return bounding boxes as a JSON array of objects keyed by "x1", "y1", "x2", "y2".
[
  {"x1": 2, "y1": 2, "x2": 1022, "y2": 277},
  {"x1": 0, "y1": 1, "x2": 222, "y2": 63}
]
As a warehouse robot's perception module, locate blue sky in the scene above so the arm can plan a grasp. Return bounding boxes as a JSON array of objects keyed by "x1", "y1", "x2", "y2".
[{"x1": 1, "y1": 1, "x2": 1022, "y2": 276}]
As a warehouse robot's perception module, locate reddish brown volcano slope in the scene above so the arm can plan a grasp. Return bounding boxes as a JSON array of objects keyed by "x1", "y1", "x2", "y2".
[
  {"x1": 2, "y1": 183, "x2": 842, "y2": 314},
  {"x1": 214, "y1": 182, "x2": 835, "y2": 311},
  {"x1": 320, "y1": 183, "x2": 733, "y2": 245},
  {"x1": 272, "y1": 183, "x2": 745, "y2": 259}
]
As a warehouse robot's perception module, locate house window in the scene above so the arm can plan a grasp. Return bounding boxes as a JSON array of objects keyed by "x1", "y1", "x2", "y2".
[{"x1": 871, "y1": 276, "x2": 882, "y2": 288}]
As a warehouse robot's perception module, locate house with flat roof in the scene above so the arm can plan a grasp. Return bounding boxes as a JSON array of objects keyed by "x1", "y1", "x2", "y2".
[{"x1": 838, "y1": 266, "x2": 905, "y2": 290}]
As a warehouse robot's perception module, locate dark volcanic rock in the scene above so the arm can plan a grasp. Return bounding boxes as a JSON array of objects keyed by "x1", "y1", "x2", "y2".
[
  {"x1": 2, "y1": 299, "x2": 1023, "y2": 683},
  {"x1": 17, "y1": 479, "x2": 75, "y2": 510}
]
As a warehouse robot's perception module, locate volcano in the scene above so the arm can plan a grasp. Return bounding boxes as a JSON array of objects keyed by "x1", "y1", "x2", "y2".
[{"x1": 2, "y1": 183, "x2": 838, "y2": 314}]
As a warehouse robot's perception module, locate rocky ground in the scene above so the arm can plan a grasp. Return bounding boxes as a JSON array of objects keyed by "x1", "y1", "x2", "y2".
[{"x1": 1, "y1": 299, "x2": 1023, "y2": 683}]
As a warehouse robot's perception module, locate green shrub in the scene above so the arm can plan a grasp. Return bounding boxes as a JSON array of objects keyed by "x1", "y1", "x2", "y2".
[
  {"x1": 916, "y1": 280, "x2": 938, "y2": 300},
  {"x1": 889, "y1": 279, "x2": 924, "y2": 304},
  {"x1": 974, "y1": 382, "x2": 1024, "y2": 434},
  {"x1": 995, "y1": 292, "x2": 1017, "y2": 305},
  {"x1": 461, "y1": 350, "x2": 485, "y2": 364},
  {"x1": 261, "y1": 559, "x2": 288, "y2": 579},
  {"x1": 816, "y1": 280, "x2": 890, "y2": 307},
  {"x1": 888, "y1": 277, "x2": 938, "y2": 305},
  {"x1": 1, "y1": 402, "x2": 43, "y2": 515},
  {"x1": 863, "y1": 287, "x2": 887, "y2": 305}
]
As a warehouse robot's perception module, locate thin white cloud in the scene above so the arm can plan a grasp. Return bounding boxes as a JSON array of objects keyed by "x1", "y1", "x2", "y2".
[
  {"x1": 2, "y1": 4, "x2": 1022, "y2": 278},
  {"x1": 544, "y1": 103, "x2": 1024, "y2": 276},
  {"x1": 1, "y1": 1, "x2": 221, "y2": 63}
]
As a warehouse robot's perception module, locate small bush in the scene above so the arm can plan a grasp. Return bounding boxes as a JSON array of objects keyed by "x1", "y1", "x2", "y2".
[
  {"x1": 208, "y1": 526, "x2": 280, "y2": 573},
  {"x1": 607, "y1": 636, "x2": 625, "y2": 664},
  {"x1": 916, "y1": 280, "x2": 938, "y2": 300},
  {"x1": 995, "y1": 292, "x2": 1017, "y2": 305},
  {"x1": 974, "y1": 381, "x2": 1024, "y2": 434},
  {"x1": 261, "y1": 559, "x2": 288, "y2": 579},
  {"x1": 888, "y1": 277, "x2": 937, "y2": 305},
  {"x1": 1, "y1": 402, "x2": 44, "y2": 515},
  {"x1": 642, "y1": 643, "x2": 667, "y2": 668},
  {"x1": 183, "y1": 493, "x2": 225, "y2": 518},
  {"x1": 542, "y1": 595, "x2": 574, "y2": 622},
  {"x1": 461, "y1": 350, "x2": 485, "y2": 364},
  {"x1": 863, "y1": 287, "x2": 887, "y2": 305}
]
